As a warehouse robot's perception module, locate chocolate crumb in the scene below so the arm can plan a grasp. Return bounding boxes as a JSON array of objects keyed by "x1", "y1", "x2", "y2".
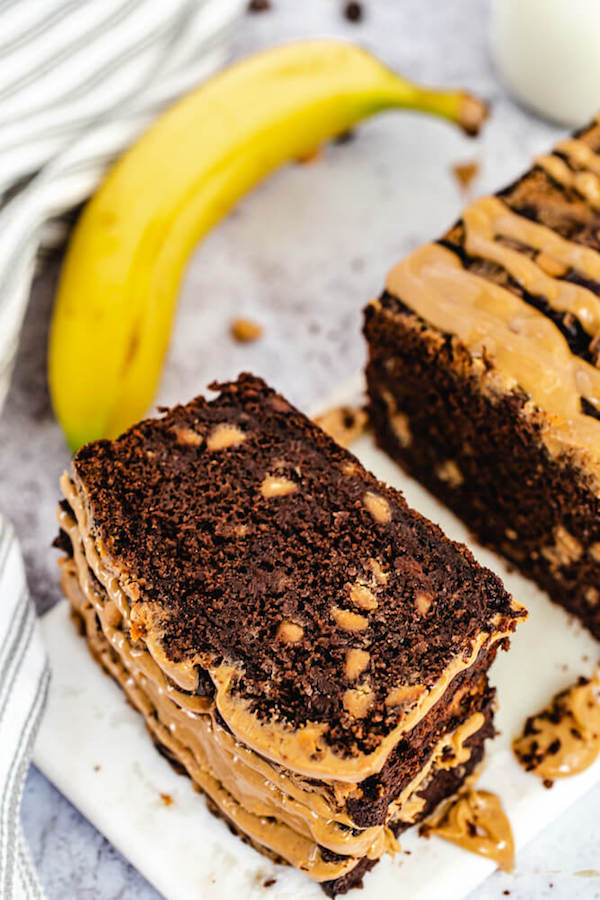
[
  {"x1": 231, "y1": 318, "x2": 263, "y2": 343},
  {"x1": 52, "y1": 528, "x2": 73, "y2": 556},
  {"x1": 314, "y1": 405, "x2": 368, "y2": 448},
  {"x1": 334, "y1": 129, "x2": 355, "y2": 145},
  {"x1": 452, "y1": 160, "x2": 479, "y2": 192},
  {"x1": 343, "y1": 1, "x2": 363, "y2": 22},
  {"x1": 248, "y1": 0, "x2": 270, "y2": 11},
  {"x1": 543, "y1": 778, "x2": 554, "y2": 789},
  {"x1": 503, "y1": 892, "x2": 511, "y2": 896},
  {"x1": 160, "y1": 793, "x2": 173, "y2": 806},
  {"x1": 296, "y1": 146, "x2": 323, "y2": 165},
  {"x1": 263, "y1": 878, "x2": 277, "y2": 888}
]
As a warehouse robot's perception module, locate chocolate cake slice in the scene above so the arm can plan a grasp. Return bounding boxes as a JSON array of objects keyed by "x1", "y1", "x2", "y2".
[
  {"x1": 54, "y1": 374, "x2": 524, "y2": 894},
  {"x1": 365, "y1": 118, "x2": 600, "y2": 642}
]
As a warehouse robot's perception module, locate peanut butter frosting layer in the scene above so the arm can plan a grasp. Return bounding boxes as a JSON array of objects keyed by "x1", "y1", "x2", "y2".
[
  {"x1": 66, "y1": 375, "x2": 522, "y2": 780},
  {"x1": 57, "y1": 506, "x2": 491, "y2": 883},
  {"x1": 385, "y1": 120, "x2": 600, "y2": 478},
  {"x1": 59, "y1": 478, "x2": 493, "y2": 828},
  {"x1": 60, "y1": 572, "x2": 358, "y2": 883}
]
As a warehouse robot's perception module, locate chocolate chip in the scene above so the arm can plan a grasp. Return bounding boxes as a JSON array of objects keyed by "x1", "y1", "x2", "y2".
[{"x1": 343, "y1": 1, "x2": 363, "y2": 22}]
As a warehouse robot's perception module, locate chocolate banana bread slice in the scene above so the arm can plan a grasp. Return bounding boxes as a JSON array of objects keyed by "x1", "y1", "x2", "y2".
[
  {"x1": 54, "y1": 374, "x2": 524, "y2": 894},
  {"x1": 365, "y1": 118, "x2": 600, "y2": 642}
]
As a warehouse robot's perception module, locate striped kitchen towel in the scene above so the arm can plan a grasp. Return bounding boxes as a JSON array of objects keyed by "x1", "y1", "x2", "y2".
[
  {"x1": 0, "y1": 2, "x2": 244, "y2": 896},
  {"x1": 0, "y1": 0, "x2": 246, "y2": 417},
  {"x1": 0, "y1": 516, "x2": 50, "y2": 900}
]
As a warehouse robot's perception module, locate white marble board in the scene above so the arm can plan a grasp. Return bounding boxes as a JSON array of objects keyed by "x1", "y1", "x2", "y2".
[{"x1": 34, "y1": 377, "x2": 600, "y2": 900}]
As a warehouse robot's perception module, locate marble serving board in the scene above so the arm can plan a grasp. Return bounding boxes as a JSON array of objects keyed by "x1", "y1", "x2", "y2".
[{"x1": 34, "y1": 377, "x2": 600, "y2": 900}]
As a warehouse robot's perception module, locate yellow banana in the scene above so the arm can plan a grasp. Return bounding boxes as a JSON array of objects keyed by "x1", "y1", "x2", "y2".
[{"x1": 49, "y1": 39, "x2": 486, "y2": 451}]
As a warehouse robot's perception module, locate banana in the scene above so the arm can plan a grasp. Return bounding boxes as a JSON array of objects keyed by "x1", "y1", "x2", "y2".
[{"x1": 49, "y1": 40, "x2": 487, "y2": 450}]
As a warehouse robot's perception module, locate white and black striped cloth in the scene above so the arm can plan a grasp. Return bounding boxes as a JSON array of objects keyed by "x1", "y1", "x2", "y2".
[
  {"x1": 0, "y1": 2, "x2": 244, "y2": 897},
  {"x1": 0, "y1": 0, "x2": 245, "y2": 414},
  {"x1": 0, "y1": 517, "x2": 50, "y2": 900}
]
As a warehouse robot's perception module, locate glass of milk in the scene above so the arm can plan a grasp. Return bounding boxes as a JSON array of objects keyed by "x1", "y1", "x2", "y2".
[{"x1": 491, "y1": 0, "x2": 600, "y2": 126}]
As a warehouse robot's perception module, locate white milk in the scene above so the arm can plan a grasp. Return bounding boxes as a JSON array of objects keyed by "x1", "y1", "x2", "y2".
[{"x1": 491, "y1": 0, "x2": 600, "y2": 126}]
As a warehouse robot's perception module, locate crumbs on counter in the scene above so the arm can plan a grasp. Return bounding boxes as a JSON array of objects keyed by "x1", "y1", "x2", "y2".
[
  {"x1": 160, "y1": 793, "x2": 173, "y2": 806},
  {"x1": 542, "y1": 778, "x2": 553, "y2": 789},
  {"x1": 334, "y1": 129, "x2": 355, "y2": 145},
  {"x1": 231, "y1": 318, "x2": 263, "y2": 343},
  {"x1": 513, "y1": 674, "x2": 600, "y2": 780},
  {"x1": 296, "y1": 145, "x2": 324, "y2": 165},
  {"x1": 248, "y1": 0, "x2": 271, "y2": 11},
  {"x1": 574, "y1": 870, "x2": 600, "y2": 878},
  {"x1": 263, "y1": 878, "x2": 277, "y2": 888},
  {"x1": 93, "y1": 764, "x2": 101, "y2": 772},
  {"x1": 452, "y1": 160, "x2": 479, "y2": 192},
  {"x1": 314, "y1": 405, "x2": 368, "y2": 448},
  {"x1": 344, "y1": 2, "x2": 364, "y2": 23}
]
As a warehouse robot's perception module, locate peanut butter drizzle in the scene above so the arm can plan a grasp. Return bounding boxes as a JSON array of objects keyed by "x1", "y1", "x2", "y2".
[
  {"x1": 63, "y1": 470, "x2": 519, "y2": 785},
  {"x1": 462, "y1": 197, "x2": 600, "y2": 336},
  {"x1": 513, "y1": 674, "x2": 600, "y2": 780},
  {"x1": 555, "y1": 138, "x2": 600, "y2": 176},
  {"x1": 536, "y1": 133, "x2": 600, "y2": 209},
  {"x1": 536, "y1": 153, "x2": 600, "y2": 209},
  {"x1": 424, "y1": 789, "x2": 515, "y2": 872},
  {"x1": 385, "y1": 133, "x2": 600, "y2": 473},
  {"x1": 386, "y1": 245, "x2": 600, "y2": 467},
  {"x1": 463, "y1": 196, "x2": 600, "y2": 285}
]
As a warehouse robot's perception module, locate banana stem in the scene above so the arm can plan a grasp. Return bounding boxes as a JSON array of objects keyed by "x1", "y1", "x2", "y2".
[{"x1": 380, "y1": 70, "x2": 488, "y2": 136}]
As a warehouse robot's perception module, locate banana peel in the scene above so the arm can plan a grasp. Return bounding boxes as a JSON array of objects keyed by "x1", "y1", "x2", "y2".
[{"x1": 48, "y1": 39, "x2": 487, "y2": 451}]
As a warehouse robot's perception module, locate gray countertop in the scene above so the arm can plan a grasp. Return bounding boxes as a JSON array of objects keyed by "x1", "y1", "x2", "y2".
[{"x1": 1, "y1": 0, "x2": 599, "y2": 897}]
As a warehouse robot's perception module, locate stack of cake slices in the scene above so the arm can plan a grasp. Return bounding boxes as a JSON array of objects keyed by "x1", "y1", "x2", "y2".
[
  {"x1": 54, "y1": 374, "x2": 525, "y2": 894},
  {"x1": 365, "y1": 117, "x2": 600, "y2": 641}
]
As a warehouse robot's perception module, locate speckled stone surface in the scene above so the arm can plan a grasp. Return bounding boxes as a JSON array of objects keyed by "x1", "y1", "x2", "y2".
[{"x1": 1, "y1": 0, "x2": 599, "y2": 897}]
